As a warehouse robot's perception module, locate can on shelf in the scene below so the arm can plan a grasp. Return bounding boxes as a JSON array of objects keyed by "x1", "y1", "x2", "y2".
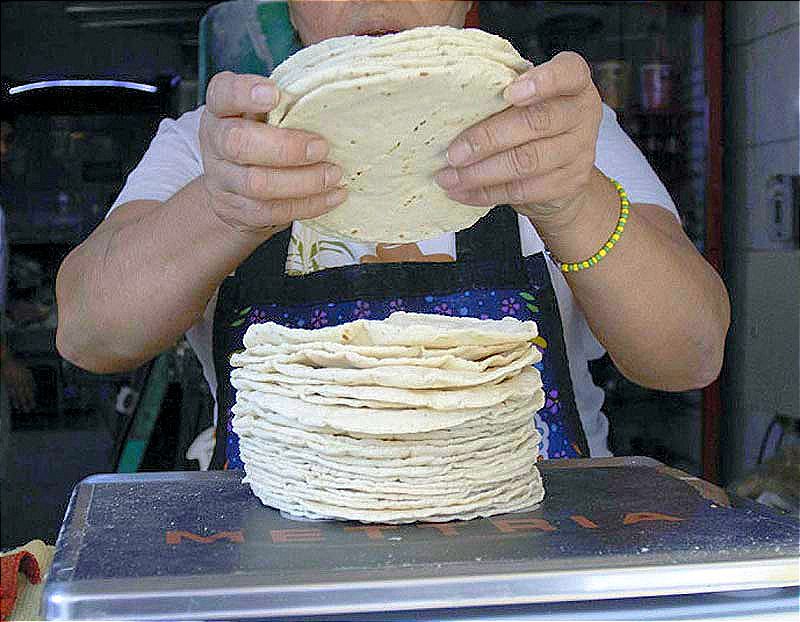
[{"x1": 640, "y1": 63, "x2": 673, "y2": 111}]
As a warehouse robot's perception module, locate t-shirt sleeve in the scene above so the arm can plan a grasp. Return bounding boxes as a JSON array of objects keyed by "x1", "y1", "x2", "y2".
[
  {"x1": 594, "y1": 104, "x2": 680, "y2": 221},
  {"x1": 109, "y1": 106, "x2": 205, "y2": 214}
]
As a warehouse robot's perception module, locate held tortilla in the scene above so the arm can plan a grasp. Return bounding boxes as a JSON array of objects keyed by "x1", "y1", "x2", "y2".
[
  {"x1": 267, "y1": 26, "x2": 530, "y2": 242},
  {"x1": 270, "y1": 26, "x2": 527, "y2": 88}
]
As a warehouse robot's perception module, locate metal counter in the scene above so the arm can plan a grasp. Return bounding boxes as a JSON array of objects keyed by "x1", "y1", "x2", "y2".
[{"x1": 43, "y1": 457, "x2": 800, "y2": 620}]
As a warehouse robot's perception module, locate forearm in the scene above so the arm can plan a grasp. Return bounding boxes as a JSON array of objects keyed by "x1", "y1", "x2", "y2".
[
  {"x1": 430, "y1": 51, "x2": 730, "y2": 388},
  {"x1": 56, "y1": 176, "x2": 273, "y2": 373},
  {"x1": 531, "y1": 169, "x2": 730, "y2": 391}
]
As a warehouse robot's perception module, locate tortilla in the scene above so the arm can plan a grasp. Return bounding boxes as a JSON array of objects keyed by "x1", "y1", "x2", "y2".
[
  {"x1": 233, "y1": 310, "x2": 545, "y2": 522},
  {"x1": 246, "y1": 472, "x2": 544, "y2": 523},
  {"x1": 243, "y1": 312, "x2": 539, "y2": 348},
  {"x1": 234, "y1": 341, "x2": 521, "y2": 361},
  {"x1": 230, "y1": 344, "x2": 530, "y2": 372},
  {"x1": 233, "y1": 388, "x2": 544, "y2": 436},
  {"x1": 231, "y1": 364, "x2": 543, "y2": 411},
  {"x1": 233, "y1": 413, "x2": 537, "y2": 461},
  {"x1": 236, "y1": 346, "x2": 538, "y2": 389},
  {"x1": 269, "y1": 26, "x2": 527, "y2": 86},
  {"x1": 267, "y1": 26, "x2": 530, "y2": 242}
]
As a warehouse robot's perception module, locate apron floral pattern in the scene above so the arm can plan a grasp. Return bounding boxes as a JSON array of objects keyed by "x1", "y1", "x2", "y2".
[{"x1": 212, "y1": 206, "x2": 589, "y2": 470}]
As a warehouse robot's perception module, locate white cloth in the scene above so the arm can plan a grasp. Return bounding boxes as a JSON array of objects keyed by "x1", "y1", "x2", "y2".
[
  {"x1": 186, "y1": 425, "x2": 216, "y2": 471},
  {"x1": 111, "y1": 103, "x2": 678, "y2": 458}
]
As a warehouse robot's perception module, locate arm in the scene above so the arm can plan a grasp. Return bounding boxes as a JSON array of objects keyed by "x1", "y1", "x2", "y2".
[
  {"x1": 56, "y1": 181, "x2": 266, "y2": 373},
  {"x1": 533, "y1": 169, "x2": 729, "y2": 392},
  {"x1": 56, "y1": 72, "x2": 346, "y2": 373},
  {"x1": 435, "y1": 53, "x2": 729, "y2": 391}
]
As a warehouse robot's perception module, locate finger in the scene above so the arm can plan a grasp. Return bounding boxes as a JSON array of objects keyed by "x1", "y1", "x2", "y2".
[
  {"x1": 504, "y1": 51, "x2": 592, "y2": 106},
  {"x1": 445, "y1": 163, "x2": 590, "y2": 207},
  {"x1": 436, "y1": 132, "x2": 584, "y2": 192},
  {"x1": 446, "y1": 96, "x2": 584, "y2": 167},
  {"x1": 206, "y1": 71, "x2": 280, "y2": 117},
  {"x1": 269, "y1": 190, "x2": 349, "y2": 223},
  {"x1": 215, "y1": 158, "x2": 343, "y2": 200},
  {"x1": 207, "y1": 115, "x2": 330, "y2": 166},
  {"x1": 213, "y1": 188, "x2": 348, "y2": 231}
]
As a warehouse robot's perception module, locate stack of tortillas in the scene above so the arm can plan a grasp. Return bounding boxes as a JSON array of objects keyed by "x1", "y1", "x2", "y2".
[
  {"x1": 268, "y1": 26, "x2": 532, "y2": 243},
  {"x1": 231, "y1": 312, "x2": 546, "y2": 523}
]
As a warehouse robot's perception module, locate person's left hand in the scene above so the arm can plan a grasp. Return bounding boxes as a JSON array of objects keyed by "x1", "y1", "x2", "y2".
[{"x1": 434, "y1": 52, "x2": 602, "y2": 223}]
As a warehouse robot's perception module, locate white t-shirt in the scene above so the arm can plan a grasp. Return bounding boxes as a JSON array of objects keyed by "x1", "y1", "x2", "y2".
[{"x1": 111, "y1": 103, "x2": 678, "y2": 458}]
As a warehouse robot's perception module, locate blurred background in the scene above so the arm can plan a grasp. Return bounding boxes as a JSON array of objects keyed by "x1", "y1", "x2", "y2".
[{"x1": 1, "y1": 0, "x2": 798, "y2": 548}]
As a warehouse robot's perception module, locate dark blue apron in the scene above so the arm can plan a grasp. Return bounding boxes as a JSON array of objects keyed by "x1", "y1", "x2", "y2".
[{"x1": 211, "y1": 206, "x2": 589, "y2": 469}]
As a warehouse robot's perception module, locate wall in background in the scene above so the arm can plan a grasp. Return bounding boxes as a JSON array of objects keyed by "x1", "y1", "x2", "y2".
[
  {"x1": 722, "y1": 1, "x2": 799, "y2": 483},
  {"x1": 1, "y1": 1, "x2": 186, "y2": 82}
]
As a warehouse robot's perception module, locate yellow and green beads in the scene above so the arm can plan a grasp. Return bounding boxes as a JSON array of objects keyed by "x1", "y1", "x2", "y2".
[{"x1": 559, "y1": 178, "x2": 629, "y2": 273}]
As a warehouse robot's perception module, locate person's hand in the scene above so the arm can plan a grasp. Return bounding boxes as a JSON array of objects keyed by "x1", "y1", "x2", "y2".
[
  {"x1": 199, "y1": 72, "x2": 347, "y2": 235},
  {"x1": 434, "y1": 52, "x2": 603, "y2": 225},
  {"x1": 2, "y1": 355, "x2": 36, "y2": 413}
]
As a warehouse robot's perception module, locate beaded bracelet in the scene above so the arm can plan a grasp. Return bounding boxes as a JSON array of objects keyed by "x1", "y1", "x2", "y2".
[{"x1": 555, "y1": 178, "x2": 629, "y2": 273}]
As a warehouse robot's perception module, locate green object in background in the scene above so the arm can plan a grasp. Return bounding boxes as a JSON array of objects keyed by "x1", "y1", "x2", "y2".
[
  {"x1": 198, "y1": 0, "x2": 301, "y2": 105},
  {"x1": 116, "y1": 353, "x2": 171, "y2": 473}
]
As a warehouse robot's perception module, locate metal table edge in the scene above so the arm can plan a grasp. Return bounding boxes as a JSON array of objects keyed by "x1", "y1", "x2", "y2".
[{"x1": 42, "y1": 556, "x2": 800, "y2": 621}]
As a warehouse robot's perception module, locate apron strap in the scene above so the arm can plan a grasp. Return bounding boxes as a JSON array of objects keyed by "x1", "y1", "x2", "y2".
[{"x1": 456, "y1": 205, "x2": 522, "y2": 264}]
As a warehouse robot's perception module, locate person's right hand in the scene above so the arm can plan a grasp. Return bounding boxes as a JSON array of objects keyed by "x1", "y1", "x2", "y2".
[{"x1": 199, "y1": 72, "x2": 347, "y2": 234}]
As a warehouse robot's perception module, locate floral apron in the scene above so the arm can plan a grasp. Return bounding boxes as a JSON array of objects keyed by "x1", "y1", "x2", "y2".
[{"x1": 211, "y1": 205, "x2": 589, "y2": 470}]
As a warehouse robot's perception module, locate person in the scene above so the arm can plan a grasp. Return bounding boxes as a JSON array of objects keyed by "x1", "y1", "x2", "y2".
[
  {"x1": 1, "y1": 117, "x2": 36, "y2": 418},
  {"x1": 55, "y1": 0, "x2": 730, "y2": 469},
  {"x1": 0, "y1": 215, "x2": 36, "y2": 417}
]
